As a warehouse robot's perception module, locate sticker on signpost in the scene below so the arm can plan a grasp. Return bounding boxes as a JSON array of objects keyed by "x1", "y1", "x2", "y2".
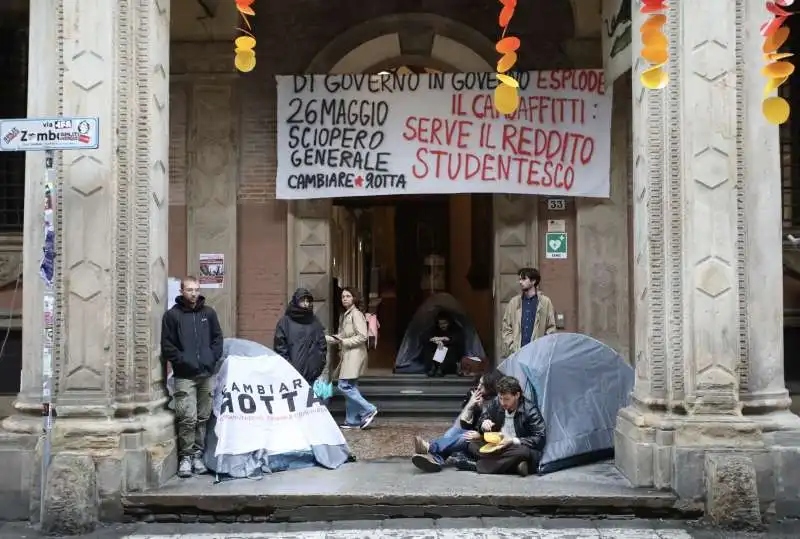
[
  {"x1": 0, "y1": 117, "x2": 99, "y2": 152},
  {"x1": 545, "y1": 232, "x2": 568, "y2": 259}
]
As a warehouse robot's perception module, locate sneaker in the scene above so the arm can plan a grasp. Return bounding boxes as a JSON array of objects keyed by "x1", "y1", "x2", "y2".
[
  {"x1": 517, "y1": 460, "x2": 530, "y2": 477},
  {"x1": 453, "y1": 457, "x2": 478, "y2": 472},
  {"x1": 178, "y1": 457, "x2": 192, "y2": 478},
  {"x1": 340, "y1": 423, "x2": 359, "y2": 429},
  {"x1": 360, "y1": 409, "x2": 378, "y2": 430},
  {"x1": 413, "y1": 435, "x2": 430, "y2": 454},
  {"x1": 192, "y1": 455, "x2": 207, "y2": 475},
  {"x1": 411, "y1": 453, "x2": 443, "y2": 473}
]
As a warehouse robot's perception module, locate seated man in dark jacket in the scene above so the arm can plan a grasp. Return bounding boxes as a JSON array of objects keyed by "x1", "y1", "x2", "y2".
[
  {"x1": 466, "y1": 375, "x2": 546, "y2": 477},
  {"x1": 411, "y1": 369, "x2": 503, "y2": 473},
  {"x1": 273, "y1": 288, "x2": 328, "y2": 385}
]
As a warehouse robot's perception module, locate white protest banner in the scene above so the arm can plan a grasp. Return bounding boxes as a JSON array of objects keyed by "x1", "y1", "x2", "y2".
[
  {"x1": 276, "y1": 71, "x2": 612, "y2": 200},
  {"x1": 213, "y1": 355, "x2": 347, "y2": 457}
]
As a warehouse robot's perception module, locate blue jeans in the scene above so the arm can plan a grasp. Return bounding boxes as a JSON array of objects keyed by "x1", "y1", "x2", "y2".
[
  {"x1": 338, "y1": 379, "x2": 376, "y2": 426},
  {"x1": 428, "y1": 425, "x2": 469, "y2": 464}
]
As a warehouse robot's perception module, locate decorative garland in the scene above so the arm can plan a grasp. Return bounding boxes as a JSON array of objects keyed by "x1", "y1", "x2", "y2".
[
  {"x1": 494, "y1": 0, "x2": 520, "y2": 115},
  {"x1": 639, "y1": 0, "x2": 669, "y2": 90},
  {"x1": 234, "y1": 0, "x2": 256, "y2": 73},
  {"x1": 761, "y1": 0, "x2": 795, "y2": 124}
]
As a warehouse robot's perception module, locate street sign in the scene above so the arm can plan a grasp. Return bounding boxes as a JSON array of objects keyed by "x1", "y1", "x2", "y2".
[
  {"x1": 0, "y1": 116, "x2": 99, "y2": 152},
  {"x1": 545, "y1": 232, "x2": 568, "y2": 259}
]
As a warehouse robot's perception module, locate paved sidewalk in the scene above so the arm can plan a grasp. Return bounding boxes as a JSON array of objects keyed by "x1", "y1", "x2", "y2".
[{"x1": 3, "y1": 518, "x2": 800, "y2": 539}]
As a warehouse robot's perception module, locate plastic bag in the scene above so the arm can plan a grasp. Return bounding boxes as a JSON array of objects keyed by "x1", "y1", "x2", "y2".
[{"x1": 313, "y1": 378, "x2": 334, "y2": 400}]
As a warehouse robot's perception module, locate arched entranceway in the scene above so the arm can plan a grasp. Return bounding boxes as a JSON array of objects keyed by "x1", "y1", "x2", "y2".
[{"x1": 286, "y1": 15, "x2": 540, "y2": 360}]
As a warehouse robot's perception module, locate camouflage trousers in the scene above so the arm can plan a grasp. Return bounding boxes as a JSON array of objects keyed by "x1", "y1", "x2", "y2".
[{"x1": 173, "y1": 376, "x2": 213, "y2": 458}]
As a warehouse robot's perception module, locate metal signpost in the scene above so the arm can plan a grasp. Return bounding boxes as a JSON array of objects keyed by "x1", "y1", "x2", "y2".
[{"x1": 0, "y1": 116, "x2": 99, "y2": 523}]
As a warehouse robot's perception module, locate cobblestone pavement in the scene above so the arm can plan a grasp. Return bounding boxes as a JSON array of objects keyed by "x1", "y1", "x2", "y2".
[{"x1": 3, "y1": 518, "x2": 800, "y2": 539}]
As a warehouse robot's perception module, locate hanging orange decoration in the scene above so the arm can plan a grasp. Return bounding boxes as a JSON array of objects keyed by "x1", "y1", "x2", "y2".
[
  {"x1": 761, "y1": 0, "x2": 795, "y2": 125},
  {"x1": 638, "y1": 0, "x2": 669, "y2": 90},
  {"x1": 234, "y1": 0, "x2": 256, "y2": 73},
  {"x1": 493, "y1": 0, "x2": 520, "y2": 115}
]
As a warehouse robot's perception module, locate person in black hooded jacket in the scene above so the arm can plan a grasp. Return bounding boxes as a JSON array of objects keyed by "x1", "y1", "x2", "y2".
[
  {"x1": 161, "y1": 276, "x2": 224, "y2": 479},
  {"x1": 273, "y1": 288, "x2": 328, "y2": 385}
]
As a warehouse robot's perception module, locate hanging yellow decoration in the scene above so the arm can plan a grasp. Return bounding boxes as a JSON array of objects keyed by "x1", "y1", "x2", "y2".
[
  {"x1": 639, "y1": 0, "x2": 669, "y2": 90},
  {"x1": 493, "y1": 0, "x2": 520, "y2": 115},
  {"x1": 761, "y1": 1, "x2": 795, "y2": 125},
  {"x1": 234, "y1": 0, "x2": 256, "y2": 73}
]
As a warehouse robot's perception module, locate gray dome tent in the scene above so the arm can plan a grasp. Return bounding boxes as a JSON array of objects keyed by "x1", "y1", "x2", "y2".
[{"x1": 498, "y1": 333, "x2": 633, "y2": 474}]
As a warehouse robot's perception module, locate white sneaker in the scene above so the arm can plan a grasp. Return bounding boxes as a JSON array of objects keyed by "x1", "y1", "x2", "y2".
[
  {"x1": 360, "y1": 409, "x2": 378, "y2": 430},
  {"x1": 178, "y1": 457, "x2": 192, "y2": 478},
  {"x1": 192, "y1": 455, "x2": 207, "y2": 474}
]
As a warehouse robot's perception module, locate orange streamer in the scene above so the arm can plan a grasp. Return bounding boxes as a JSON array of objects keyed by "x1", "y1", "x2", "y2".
[
  {"x1": 493, "y1": 0, "x2": 520, "y2": 114},
  {"x1": 638, "y1": 1, "x2": 669, "y2": 90},
  {"x1": 234, "y1": 0, "x2": 256, "y2": 73},
  {"x1": 761, "y1": 1, "x2": 795, "y2": 124}
]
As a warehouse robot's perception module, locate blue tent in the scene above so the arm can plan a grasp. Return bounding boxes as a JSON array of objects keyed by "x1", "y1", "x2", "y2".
[{"x1": 498, "y1": 333, "x2": 633, "y2": 474}]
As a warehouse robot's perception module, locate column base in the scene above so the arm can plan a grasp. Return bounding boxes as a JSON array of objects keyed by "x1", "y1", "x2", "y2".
[
  {"x1": 0, "y1": 408, "x2": 176, "y2": 531},
  {"x1": 615, "y1": 405, "x2": 800, "y2": 527}
]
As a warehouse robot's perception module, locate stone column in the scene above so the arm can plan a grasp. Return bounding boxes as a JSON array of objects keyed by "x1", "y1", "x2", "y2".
[
  {"x1": 288, "y1": 200, "x2": 332, "y2": 329},
  {"x1": 576, "y1": 74, "x2": 631, "y2": 362},
  {"x1": 185, "y1": 81, "x2": 239, "y2": 336},
  {"x1": 0, "y1": 0, "x2": 175, "y2": 530},
  {"x1": 615, "y1": 0, "x2": 800, "y2": 523}
]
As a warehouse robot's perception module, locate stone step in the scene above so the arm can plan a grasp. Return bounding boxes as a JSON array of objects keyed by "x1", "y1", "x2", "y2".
[
  {"x1": 327, "y1": 375, "x2": 473, "y2": 419},
  {"x1": 329, "y1": 375, "x2": 472, "y2": 421},
  {"x1": 327, "y1": 398, "x2": 463, "y2": 419},
  {"x1": 122, "y1": 460, "x2": 691, "y2": 523},
  {"x1": 359, "y1": 375, "x2": 477, "y2": 387}
]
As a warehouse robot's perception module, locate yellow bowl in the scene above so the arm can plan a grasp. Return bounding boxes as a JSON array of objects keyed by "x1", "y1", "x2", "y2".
[
  {"x1": 479, "y1": 443, "x2": 501, "y2": 454},
  {"x1": 484, "y1": 432, "x2": 503, "y2": 444}
]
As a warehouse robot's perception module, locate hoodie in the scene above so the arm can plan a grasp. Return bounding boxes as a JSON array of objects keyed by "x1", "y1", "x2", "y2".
[
  {"x1": 273, "y1": 288, "x2": 328, "y2": 383},
  {"x1": 161, "y1": 295, "x2": 224, "y2": 379}
]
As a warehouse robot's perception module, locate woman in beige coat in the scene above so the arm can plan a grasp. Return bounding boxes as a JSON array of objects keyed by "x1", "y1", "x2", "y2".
[{"x1": 326, "y1": 288, "x2": 378, "y2": 429}]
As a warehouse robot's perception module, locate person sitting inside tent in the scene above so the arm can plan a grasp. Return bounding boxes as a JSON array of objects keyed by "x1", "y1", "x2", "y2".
[
  {"x1": 410, "y1": 369, "x2": 503, "y2": 473},
  {"x1": 273, "y1": 288, "x2": 328, "y2": 386},
  {"x1": 394, "y1": 293, "x2": 486, "y2": 375},
  {"x1": 423, "y1": 311, "x2": 464, "y2": 377},
  {"x1": 464, "y1": 375, "x2": 546, "y2": 477}
]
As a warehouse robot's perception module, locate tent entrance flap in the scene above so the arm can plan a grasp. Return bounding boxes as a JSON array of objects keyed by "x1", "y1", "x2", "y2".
[{"x1": 394, "y1": 292, "x2": 487, "y2": 374}]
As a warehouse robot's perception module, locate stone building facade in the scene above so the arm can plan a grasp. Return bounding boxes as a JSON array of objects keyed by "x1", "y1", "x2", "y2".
[{"x1": 0, "y1": 0, "x2": 798, "y2": 530}]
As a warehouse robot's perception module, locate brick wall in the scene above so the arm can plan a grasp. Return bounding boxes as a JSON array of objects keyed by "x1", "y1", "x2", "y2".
[{"x1": 235, "y1": 75, "x2": 286, "y2": 345}]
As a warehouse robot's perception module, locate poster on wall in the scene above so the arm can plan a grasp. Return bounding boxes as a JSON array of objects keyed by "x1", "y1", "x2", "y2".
[
  {"x1": 199, "y1": 254, "x2": 225, "y2": 289},
  {"x1": 602, "y1": 0, "x2": 633, "y2": 87},
  {"x1": 276, "y1": 71, "x2": 612, "y2": 200}
]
